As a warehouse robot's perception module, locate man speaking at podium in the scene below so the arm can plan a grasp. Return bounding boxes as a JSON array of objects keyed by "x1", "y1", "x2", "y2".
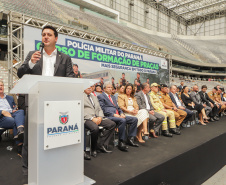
[{"x1": 17, "y1": 25, "x2": 74, "y2": 184}]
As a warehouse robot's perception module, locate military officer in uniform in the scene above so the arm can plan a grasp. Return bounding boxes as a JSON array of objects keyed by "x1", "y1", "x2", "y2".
[
  {"x1": 159, "y1": 84, "x2": 187, "y2": 128},
  {"x1": 149, "y1": 83, "x2": 180, "y2": 137}
]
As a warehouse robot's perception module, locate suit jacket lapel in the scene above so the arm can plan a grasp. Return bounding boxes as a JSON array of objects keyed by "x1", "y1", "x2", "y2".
[{"x1": 54, "y1": 51, "x2": 61, "y2": 76}]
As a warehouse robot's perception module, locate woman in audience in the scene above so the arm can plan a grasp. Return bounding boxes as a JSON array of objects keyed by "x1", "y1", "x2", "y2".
[
  {"x1": 95, "y1": 84, "x2": 102, "y2": 95},
  {"x1": 118, "y1": 83, "x2": 149, "y2": 143},
  {"x1": 181, "y1": 86, "x2": 208, "y2": 125},
  {"x1": 114, "y1": 85, "x2": 125, "y2": 101}
]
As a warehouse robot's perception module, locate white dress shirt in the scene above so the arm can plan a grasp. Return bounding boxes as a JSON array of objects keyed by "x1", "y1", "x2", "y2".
[
  {"x1": 29, "y1": 49, "x2": 57, "y2": 76},
  {"x1": 172, "y1": 93, "x2": 182, "y2": 107},
  {"x1": 142, "y1": 91, "x2": 150, "y2": 110},
  {"x1": 0, "y1": 94, "x2": 13, "y2": 113}
]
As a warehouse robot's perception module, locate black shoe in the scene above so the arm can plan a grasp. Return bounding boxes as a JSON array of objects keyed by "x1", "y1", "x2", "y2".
[
  {"x1": 91, "y1": 150, "x2": 97, "y2": 158},
  {"x1": 14, "y1": 127, "x2": 24, "y2": 141},
  {"x1": 118, "y1": 141, "x2": 128, "y2": 151},
  {"x1": 209, "y1": 118, "x2": 215, "y2": 122},
  {"x1": 169, "y1": 128, "x2": 181, "y2": 135},
  {"x1": 98, "y1": 145, "x2": 112, "y2": 153},
  {"x1": 84, "y1": 151, "x2": 91, "y2": 160},
  {"x1": 176, "y1": 125, "x2": 181, "y2": 130},
  {"x1": 214, "y1": 116, "x2": 219, "y2": 121},
  {"x1": 162, "y1": 130, "x2": 173, "y2": 137},
  {"x1": 17, "y1": 144, "x2": 23, "y2": 157},
  {"x1": 127, "y1": 137, "x2": 139, "y2": 147}
]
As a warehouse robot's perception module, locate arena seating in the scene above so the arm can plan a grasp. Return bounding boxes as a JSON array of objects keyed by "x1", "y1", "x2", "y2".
[{"x1": 2, "y1": 0, "x2": 226, "y2": 65}]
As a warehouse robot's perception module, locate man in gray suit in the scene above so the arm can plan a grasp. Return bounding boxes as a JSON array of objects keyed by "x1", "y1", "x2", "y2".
[
  {"x1": 135, "y1": 83, "x2": 164, "y2": 136},
  {"x1": 190, "y1": 85, "x2": 212, "y2": 118},
  {"x1": 84, "y1": 86, "x2": 116, "y2": 157}
]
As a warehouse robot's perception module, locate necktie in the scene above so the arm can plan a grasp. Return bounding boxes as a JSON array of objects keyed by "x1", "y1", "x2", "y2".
[
  {"x1": 108, "y1": 95, "x2": 119, "y2": 115},
  {"x1": 87, "y1": 95, "x2": 95, "y2": 108},
  {"x1": 93, "y1": 92, "x2": 96, "y2": 97}
]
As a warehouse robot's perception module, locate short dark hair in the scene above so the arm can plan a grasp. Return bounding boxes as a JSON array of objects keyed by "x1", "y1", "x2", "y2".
[
  {"x1": 201, "y1": 85, "x2": 207, "y2": 89},
  {"x1": 141, "y1": 83, "x2": 149, "y2": 90},
  {"x1": 73, "y1": 64, "x2": 78, "y2": 67},
  {"x1": 124, "y1": 83, "x2": 135, "y2": 98},
  {"x1": 42, "y1": 25, "x2": 58, "y2": 37},
  {"x1": 122, "y1": 73, "x2": 125, "y2": 75}
]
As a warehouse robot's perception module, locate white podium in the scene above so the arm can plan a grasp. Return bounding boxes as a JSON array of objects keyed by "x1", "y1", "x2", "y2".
[{"x1": 11, "y1": 75, "x2": 96, "y2": 185}]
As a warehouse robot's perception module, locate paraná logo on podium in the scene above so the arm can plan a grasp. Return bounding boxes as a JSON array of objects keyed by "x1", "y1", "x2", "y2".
[
  {"x1": 59, "y1": 112, "x2": 69, "y2": 124},
  {"x1": 47, "y1": 112, "x2": 79, "y2": 136},
  {"x1": 44, "y1": 101, "x2": 81, "y2": 150}
]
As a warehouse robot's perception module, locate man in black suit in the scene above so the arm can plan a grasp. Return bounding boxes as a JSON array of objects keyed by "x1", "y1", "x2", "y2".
[
  {"x1": 18, "y1": 26, "x2": 74, "y2": 78},
  {"x1": 17, "y1": 25, "x2": 74, "y2": 184},
  {"x1": 97, "y1": 81, "x2": 138, "y2": 151},
  {"x1": 178, "y1": 81, "x2": 184, "y2": 92},
  {"x1": 199, "y1": 85, "x2": 219, "y2": 121}
]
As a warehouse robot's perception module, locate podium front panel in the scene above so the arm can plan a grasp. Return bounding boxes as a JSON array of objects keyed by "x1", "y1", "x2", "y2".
[{"x1": 28, "y1": 82, "x2": 84, "y2": 185}]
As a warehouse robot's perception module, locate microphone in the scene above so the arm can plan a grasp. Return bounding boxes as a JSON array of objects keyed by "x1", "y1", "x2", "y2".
[{"x1": 39, "y1": 42, "x2": 45, "y2": 54}]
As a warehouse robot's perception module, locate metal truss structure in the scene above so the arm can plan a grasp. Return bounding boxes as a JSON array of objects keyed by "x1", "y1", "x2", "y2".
[
  {"x1": 7, "y1": 11, "x2": 169, "y2": 91},
  {"x1": 157, "y1": 0, "x2": 226, "y2": 25}
]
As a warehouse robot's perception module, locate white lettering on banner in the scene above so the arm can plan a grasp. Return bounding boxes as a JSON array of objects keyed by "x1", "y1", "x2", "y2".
[
  {"x1": 67, "y1": 40, "x2": 94, "y2": 51},
  {"x1": 100, "y1": 63, "x2": 157, "y2": 74}
]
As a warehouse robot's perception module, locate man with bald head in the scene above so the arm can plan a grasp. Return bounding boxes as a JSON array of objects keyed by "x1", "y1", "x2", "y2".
[{"x1": 190, "y1": 85, "x2": 212, "y2": 119}]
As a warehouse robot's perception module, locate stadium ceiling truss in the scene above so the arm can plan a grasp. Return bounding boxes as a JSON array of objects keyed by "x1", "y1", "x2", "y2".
[
  {"x1": 157, "y1": 0, "x2": 226, "y2": 24},
  {"x1": 7, "y1": 11, "x2": 172, "y2": 91}
]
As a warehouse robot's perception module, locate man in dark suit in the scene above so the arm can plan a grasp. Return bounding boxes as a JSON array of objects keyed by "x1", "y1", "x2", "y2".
[
  {"x1": 199, "y1": 85, "x2": 220, "y2": 121},
  {"x1": 178, "y1": 81, "x2": 184, "y2": 92},
  {"x1": 135, "y1": 83, "x2": 164, "y2": 136},
  {"x1": 191, "y1": 85, "x2": 212, "y2": 120},
  {"x1": 84, "y1": 86, "x2": 116, "y2": 157},
  {"x1": 169, "y1": 85, "x2": 194, "y2": 125},
  {"x1": 17, "y1": 25, "x2": 74, "y2": 183},
  {"x1": 97, "y1": 81, "x2": 138, "y2": 151},
  {"x1": 17, "y1": 26, "x2": 74, "y2": 78}
]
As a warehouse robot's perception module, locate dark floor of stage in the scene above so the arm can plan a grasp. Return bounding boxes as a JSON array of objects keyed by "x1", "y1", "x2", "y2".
[{"x1": 0, "y1": 118, "x2": 226, "y2": 185}]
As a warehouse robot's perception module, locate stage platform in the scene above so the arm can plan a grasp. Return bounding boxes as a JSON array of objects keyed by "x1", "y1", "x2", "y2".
[{"x1": 0, "y1": 118, "x2": 226, "y2": 185}]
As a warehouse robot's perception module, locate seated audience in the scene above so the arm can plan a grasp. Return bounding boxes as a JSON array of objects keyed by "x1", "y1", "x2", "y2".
[
  {"x1": 169, "y1": 85, "x2": 194, "y2": 127},
  {"x1": 135, "y1": 83, "x2": 164, "y2": 138},
  {"x1": 208, "y1": 87, "x2": 222, "y2": 117},
  {"x1": 181, "y1": 86, "x2": 208, "y2": 125},
  {"x1": 84, "y1": 86, "x2": 116, "y2": 158},
  {"x1": 98, "y1": 81, "x2": 138, "y2": 151},
  {"x1": 95, "y1": 84, "x2": 102, "y2": 95},
  {"x1": 0, "y1": 80, "x2": 24, "y2": 154},
  {"x1": 90, "y1": 85, "x2": 98, "y2": 97},
  {"x1": 199, "y1": 85, "x2": 219, "y2": 121},
  {"x1": 149, "y1": 83, "x2": 180, "y2": 137},
  {"x1": 114, "y1": 85, "x2": 125, "y2": 101},
  {"x1": 190, "y1": 85, "x2": 212, "y2": 123},
  {"x1": 118, "y1": 83, "x2": 149, "y2": 143},
  {"x1": 159, "y1": 84, "x2": 187, "y2": 128},
  {"x1": 216, "y1": 88, "x2": 226, "y2": 115}
]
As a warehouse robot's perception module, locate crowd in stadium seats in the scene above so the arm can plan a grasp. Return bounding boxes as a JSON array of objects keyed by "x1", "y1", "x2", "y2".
[{"x1": 83, "y1": 78, "x2": 226, "y2": 160}]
